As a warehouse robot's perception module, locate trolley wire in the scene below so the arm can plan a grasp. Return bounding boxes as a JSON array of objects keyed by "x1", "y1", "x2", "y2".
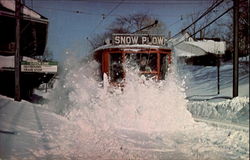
[
  {"x1": 6, "y1": 0, "x2": 212, "y2": 3},
  {"x1": 173, "y1": 6, "x2": 233, "y2": 47},
  {"x1": 168, "y1": 0, "x2": 225, "y2": 41},
  {"x1": 87, "y1": 0, "x2": 124, "y2": 37},
  {"x1": 34, "y1": 6, "x2": 106, "y2": 16},
  {"x1": 28, "y1": 6, "x2": 190, "y2": 18}
]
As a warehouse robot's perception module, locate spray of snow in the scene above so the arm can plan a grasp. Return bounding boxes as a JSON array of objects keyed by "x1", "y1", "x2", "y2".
[
  {"x1": 37, "y1": 51, "x2": 198, "y2": 159},
  {"x1": 51, "y1": 52, "x2": 194, "y2": 133}
]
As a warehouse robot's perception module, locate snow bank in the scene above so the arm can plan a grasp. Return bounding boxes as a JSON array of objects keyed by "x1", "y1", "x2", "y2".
[{"x1": 187, "y1": 97, "x2": 249, "y2": 126}]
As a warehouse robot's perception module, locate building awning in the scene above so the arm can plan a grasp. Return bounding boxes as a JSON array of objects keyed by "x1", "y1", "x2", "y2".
[{"x1": 0, "y1": 0, "x2": 48, "y2": 23}]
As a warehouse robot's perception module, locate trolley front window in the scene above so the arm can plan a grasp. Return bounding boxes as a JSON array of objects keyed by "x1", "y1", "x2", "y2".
[
  {"x1": 126, "y1": 53, "x2": 157, "y2": 72},
  {"x1": 109, "y1": 53, "x2": 124, "y2": 82}
]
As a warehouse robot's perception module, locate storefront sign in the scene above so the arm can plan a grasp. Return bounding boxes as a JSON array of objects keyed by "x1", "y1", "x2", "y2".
[
  {"x1": 112, "y1": 34, "x2": 165, "y2": 46},
  {"x1": 21, "y1": 62, "x2": 57, "y2": 73}
]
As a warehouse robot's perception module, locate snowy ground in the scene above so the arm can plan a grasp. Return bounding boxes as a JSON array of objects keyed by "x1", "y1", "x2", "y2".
[
  {"x1": 0, "y1": 54, "x2": 249, "y2": 160},
  {"x1": 177, "y1": 57, "x2": 249, "y2": 98}
]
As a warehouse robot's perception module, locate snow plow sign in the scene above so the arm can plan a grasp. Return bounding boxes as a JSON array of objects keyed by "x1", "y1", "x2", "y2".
[
  {"x1": 21, "y1": 62, "x2": 58, "y2": 73},
  {"x1": 112, "y1": 34, "x2": 166, "y2": 46}
]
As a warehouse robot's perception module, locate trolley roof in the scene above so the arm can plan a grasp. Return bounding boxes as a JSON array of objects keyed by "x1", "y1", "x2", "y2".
[{"x1": 94, "y1": 44, "x2": 171, "y2": 52}]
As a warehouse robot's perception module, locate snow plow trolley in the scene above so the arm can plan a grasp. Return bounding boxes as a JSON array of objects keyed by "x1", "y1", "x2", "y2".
[{"x1": 93, "y1": 34, "x2": 172, "y2": 84}]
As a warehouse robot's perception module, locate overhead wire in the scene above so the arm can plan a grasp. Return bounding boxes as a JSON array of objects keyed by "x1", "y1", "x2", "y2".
[
  {"x1": 27, "y1": 6, "x2": 187, "y2": 18},
  {"x1": 173, "y1": 6, "x2": 233, "y2": 47},
  {"x1": 34, "y1": 6, "x2": 107, "y2": 16},
  {"x1": 1, "y1": 0, "x2": 214, "y2": 5},
  {"x1": 168, "y1": 0, "x2": 225, "y2": 41},
  {"x1": 5, "y1": 0, "x2": 212, "y2": 3},
  {"x1": 167, "y1": 11, "x2": 208, "y2": 29},
  {"x1": 87, "y1": 0, "x2": 124, "y2": 38},
  {"x1": 78, "y1": 0, "x2": 124, "y2": 49},
  {"x1": 21, "y1": 0, "x2": 228, "y2": 50}
]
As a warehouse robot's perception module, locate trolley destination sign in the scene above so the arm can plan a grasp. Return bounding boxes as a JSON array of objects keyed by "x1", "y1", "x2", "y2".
[{"x1": 112, "y1": 34, "x2": 166, "y2": 46}]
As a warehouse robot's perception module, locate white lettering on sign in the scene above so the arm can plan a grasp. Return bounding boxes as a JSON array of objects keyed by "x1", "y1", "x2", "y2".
[
  {"x1": 112, "y1": 34, "x2": 165, "y2": 46},
  {"x1": 116, "y1": 36, "x2": 139, "y2": 45},
  {"x1": 131, "y1": 36, "x2": 138, "y2": 44},
  {"x1": 142, "y1": 36, "x2": 147, "y2": 44},
  {"x1": 157, "y1": 37, "x2": 164, "y2": 45},
  {"x1": 120, "y1": 36, "x2": 126, "y2": 44},
  {"x1": 114, "y1": 36, "x2": 120, "y2": 44}
]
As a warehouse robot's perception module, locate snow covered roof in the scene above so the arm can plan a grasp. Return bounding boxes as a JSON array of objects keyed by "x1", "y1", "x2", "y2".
[
  {"x1": 174, "y1": 42, "x2": 207, "y2": 57},
  {"x1": 174, "y1": 40, "x2": 226, "y2": 57},
  {"x1": 170, "y1": 33, "x2": 226, "y2": 57},
  {"x1": 170, "y1": 32, "x2": 194, "y2": 44},
  {"x1": 0, "y1": 0, "x2": 42, "y2": 19},
  {"x1": 186, "y1": 40, "x2": 226, "y2": 55}
]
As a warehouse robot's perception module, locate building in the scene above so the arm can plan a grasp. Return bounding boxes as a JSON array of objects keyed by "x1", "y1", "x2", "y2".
[
  {"x1": 0, "y1": 0, "x2": 57, "y2": 100},
  {"x1": 170, "y1": 32, "x2": 226, "y2": 66}
]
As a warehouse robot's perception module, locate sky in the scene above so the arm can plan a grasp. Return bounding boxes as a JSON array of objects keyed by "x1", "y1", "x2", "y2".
[{"x1": 24, "y1": 0, "x2": 213, "y2": 61}]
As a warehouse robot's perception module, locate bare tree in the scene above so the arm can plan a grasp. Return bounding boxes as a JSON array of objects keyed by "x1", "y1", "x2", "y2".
[
  {"x1": 88, "y1": 32, "x2": 111, "y2": 50},
  {"x1": 108, "y1": 13, "x2": 167, "y2": 34},
  {"x1": 90, "y1": 12, "x2": 168, "y2": 49}
]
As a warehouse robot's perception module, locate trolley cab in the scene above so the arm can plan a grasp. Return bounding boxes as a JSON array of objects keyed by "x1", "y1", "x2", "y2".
[{"x1": 93, "y1": 34, "x2": 172, "y2": 84}]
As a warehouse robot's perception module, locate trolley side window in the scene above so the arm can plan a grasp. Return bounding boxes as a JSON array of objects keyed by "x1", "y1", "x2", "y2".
[{"x1": 109, "y1": 53, "x2": 124, "y2": 82}]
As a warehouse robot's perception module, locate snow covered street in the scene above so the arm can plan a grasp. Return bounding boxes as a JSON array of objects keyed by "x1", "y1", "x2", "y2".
[
  {"x1": 0, "y1": 96, "x2": 66, "y2": 159},
  {"x1": 0, "y1": 95, "x2": 249, "y2": 160}
]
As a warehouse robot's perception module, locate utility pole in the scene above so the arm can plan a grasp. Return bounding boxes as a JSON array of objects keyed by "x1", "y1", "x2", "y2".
[
  {"x1": 233, "y1": 0, "x2": 239, "y2": 98},
  {"x1": 217, "y1": 56, "x2": 220, "y2": 95},
  {"x1": 15, "y1": 0, "x2": 22, "y2": 101}
]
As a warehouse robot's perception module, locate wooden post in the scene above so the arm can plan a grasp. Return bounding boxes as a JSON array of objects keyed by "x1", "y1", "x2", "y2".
[
  {"x1": 233, "y1": 0, "x2": 239, "y2": 97},
  {"x1": 15, "y1": 0, "x2": 22, "y2": 101}
]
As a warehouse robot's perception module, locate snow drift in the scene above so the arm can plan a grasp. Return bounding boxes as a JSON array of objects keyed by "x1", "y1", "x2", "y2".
[{"x1": 188, "y1": 97, "x2": 249, "y2": 126}]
